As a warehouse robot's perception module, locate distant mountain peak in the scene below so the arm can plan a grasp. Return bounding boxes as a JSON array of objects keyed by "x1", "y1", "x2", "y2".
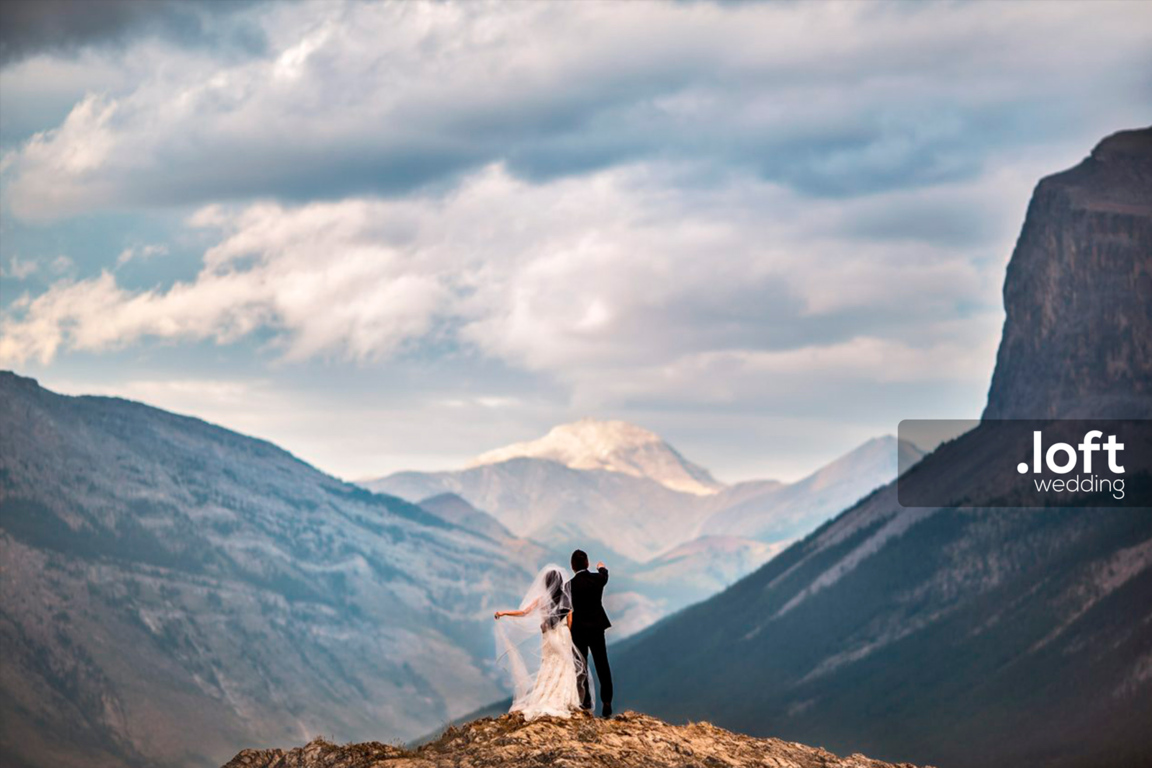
[{"x1": 469, "y1": 417, "x2": 723, "y2": 495}]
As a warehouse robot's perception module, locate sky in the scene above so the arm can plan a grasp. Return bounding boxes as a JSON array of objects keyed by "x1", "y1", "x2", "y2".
[{"x1": 1, "y1": 0, "x2": 1149, "y2": 484}]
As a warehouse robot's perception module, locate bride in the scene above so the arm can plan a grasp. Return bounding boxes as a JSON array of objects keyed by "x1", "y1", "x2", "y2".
[{"x1": 493, "y1": 565, "x2": 585, "y2": 720}]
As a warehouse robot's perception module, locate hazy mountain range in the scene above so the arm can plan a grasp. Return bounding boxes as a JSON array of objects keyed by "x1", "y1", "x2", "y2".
[
  {"x1": 0, "y1": 374, "x2": 913, "y2": 768},
  {"x1": 362, "y1": 420, "x2": 921, "y2": 632},
  {"x1": 0, "y1": 373, "x2": 540, "y2": 768},
  {"x1": 609, "y1": 127, "x2": 1152, "y2": 768}
]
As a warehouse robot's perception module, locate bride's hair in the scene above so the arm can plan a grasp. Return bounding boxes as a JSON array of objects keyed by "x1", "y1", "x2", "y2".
[{"x1": 542, "y1": 569, "x2": 565, "y2": 630}]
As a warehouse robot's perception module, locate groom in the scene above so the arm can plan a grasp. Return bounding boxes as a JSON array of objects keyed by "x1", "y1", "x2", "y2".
[{"x1": 568, "y1": 549, "x2": 613, "y2": 718}]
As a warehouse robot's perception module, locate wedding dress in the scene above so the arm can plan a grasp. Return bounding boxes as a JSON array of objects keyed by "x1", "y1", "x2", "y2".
[
  {"x1": 495, "y1": 565, "x2": 585, "y2": 720},
  {"x1": 513, "y1": 619, "x2": 582, "y2": 719}
]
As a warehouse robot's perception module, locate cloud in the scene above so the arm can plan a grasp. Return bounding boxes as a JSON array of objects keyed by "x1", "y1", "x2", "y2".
[
  {"x1": 116, "y1": 243, "x2": 168, "y2": 266},
  {"x1": 0, "y1": 162, "x2": 1005, "y2": 413},
  {"x1": 3, "y1": 255, "x2": 38, "y2": 280},
  {"x1": 3, "y1": 0, "x2": 1149, "y2": 482},
  {"x1": 49, "y1": 255, "x2": 73, "y2": 274},
  {"x1": 0, "y1": 253, "x2": 76, "y2": 284},
  {"x1": 0, "y1": 210, "x2": 447, "y2": 366},
  {"x1": 3, "y1": 1, "x2": 1149, "y2": 220},
  {"x1": 0, "y1": 0, "x2": 265, "y2": 66}
]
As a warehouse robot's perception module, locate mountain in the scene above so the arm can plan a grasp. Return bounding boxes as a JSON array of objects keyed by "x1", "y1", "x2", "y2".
[
  {"x1": 364, "y1": 429, "x2": 918, "y2": 636},
  {"x1": 610, "y1": 128, "x2": 1152, "y2": 768},
  {"x1": 471, "y1": 418, "x2": 723, "y2": 496},
  {"x1": 368, "y1": 427, "x2": 916, "y2": 561},
  {"x1": 366, "y1": 458, "x2": 723, "y2": 635},
  {"x1": 368, "y1": 456, "x2": 707, "y2": 563},
  {"x1": 224, "y1": 711, "x2": 928, "y2": 768},
  {"x1": 416, "y1": 492, "x2": 550, "y2": 569},
  {"x1": 700, "y1": 437, "x2": 925, "y2": 542},
  {"x1": 984, "y1": 127, "x2": 1152, "y2": 420},
  {"x1": 629, "y1": 535, "x2": 787, "y2": 606},
  {"x1": 417, "y1": 492, "x2": 515, "y2": 541},
  {"x1": 0, "y1": 373, "x2": 534, "y2": 768}
]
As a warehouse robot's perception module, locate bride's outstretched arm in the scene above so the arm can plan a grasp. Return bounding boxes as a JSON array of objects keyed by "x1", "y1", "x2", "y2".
[{"x1": 494, "y1": 598, "x2": 539, "y2": 619}]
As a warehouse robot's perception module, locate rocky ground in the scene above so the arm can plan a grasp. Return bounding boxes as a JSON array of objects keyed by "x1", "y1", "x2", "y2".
[{"x1": 222, "y1": 711, "x2": 927, "y2": 768}]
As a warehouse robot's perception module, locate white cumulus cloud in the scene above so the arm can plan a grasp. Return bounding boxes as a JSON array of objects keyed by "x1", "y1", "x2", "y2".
[{"x1": 0, "y1": 162, "x2": 1005, "y2": 408}]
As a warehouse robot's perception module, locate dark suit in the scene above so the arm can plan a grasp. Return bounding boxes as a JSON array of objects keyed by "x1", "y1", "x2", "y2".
[{"x1": 569, "y1": 566, "x2": 612, "y2": 712}]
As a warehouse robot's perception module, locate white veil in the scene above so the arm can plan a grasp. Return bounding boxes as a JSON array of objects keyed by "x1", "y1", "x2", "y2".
[{"x1": 494, "y1": 564, "x2": 589, "y2": 713}]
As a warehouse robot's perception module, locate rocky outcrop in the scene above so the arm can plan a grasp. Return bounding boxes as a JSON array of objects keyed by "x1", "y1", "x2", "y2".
[
  {"x1": 984, "y1": 127, "x2": 1152, "y2": 419},
  {"x1": 222, "y1": 711, "x2": 927, "y2": 768}
]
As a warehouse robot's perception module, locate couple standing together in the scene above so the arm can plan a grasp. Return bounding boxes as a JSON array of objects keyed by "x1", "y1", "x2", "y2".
[{"x1": 494, "y1": 549, "x2": 614, "y2": 720}]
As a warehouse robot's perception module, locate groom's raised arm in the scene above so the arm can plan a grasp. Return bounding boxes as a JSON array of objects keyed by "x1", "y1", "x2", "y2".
[{"x1": 596, "y1": 561, "x2": 609, "y2": 584}]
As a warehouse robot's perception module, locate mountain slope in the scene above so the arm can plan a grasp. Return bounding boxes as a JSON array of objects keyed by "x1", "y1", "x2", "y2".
[
  {"x1": 416, "y1": 492, "x2": 550, "y2": 569},
  {"x1": 365, "y1": 457, "x2": 710, "y2": 563},
  {"x1": 224, "y1": 711, "x2": 928, "y2": 768},
  {"x1": 610, "y1": 127, "x2": 1152, "y2": 768},
  {"x1": 0, "y1": 373, "x2": 533, "y2": 768},
  {"x1": 701, "y1": 436, "x2": 924, "y2": 542},
  {"x1": 417, "y1": 492, "x2": 515, "y2": 541},
  {"x1": 629, "y1": 535, "x2": 787, "y2": 606}
]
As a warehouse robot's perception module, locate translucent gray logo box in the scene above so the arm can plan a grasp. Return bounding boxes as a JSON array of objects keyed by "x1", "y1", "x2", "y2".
[{"x1": 897, "y1": 420, "x2": 1152, "y2": 508}]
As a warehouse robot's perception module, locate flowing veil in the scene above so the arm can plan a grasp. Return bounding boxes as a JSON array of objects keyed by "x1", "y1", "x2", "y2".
[{"x1": 494, "y1": 564, "x2": 589, "y2": 714}]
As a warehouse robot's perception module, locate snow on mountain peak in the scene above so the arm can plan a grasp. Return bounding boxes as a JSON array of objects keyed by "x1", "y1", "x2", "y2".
[{"x1": 469, "y1": 417, "x2": 723, "y2": 496}]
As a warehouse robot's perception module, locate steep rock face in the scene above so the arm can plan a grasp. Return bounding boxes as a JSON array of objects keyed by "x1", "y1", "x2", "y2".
[
  {"x1": 222, "y1": 712, "x2": 928, "y2": 768},
  {"x1": 611, "y1": 129, "x2": 1152, "y2": 768},
  {"x1": 984, "y1": 127, "x2": 1152, "y2": 419},
  {"x1": 0, "y1": 373, "x2": 533, "y2": 768}
]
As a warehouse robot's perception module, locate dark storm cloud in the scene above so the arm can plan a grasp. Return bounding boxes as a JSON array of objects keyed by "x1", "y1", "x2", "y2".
[
  {"x1": 4, "y1": 1, "x2": 1151, "y2": 223},
  {"x1": 0, "y1": 0, "x2": 266, "y2": 65}
]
